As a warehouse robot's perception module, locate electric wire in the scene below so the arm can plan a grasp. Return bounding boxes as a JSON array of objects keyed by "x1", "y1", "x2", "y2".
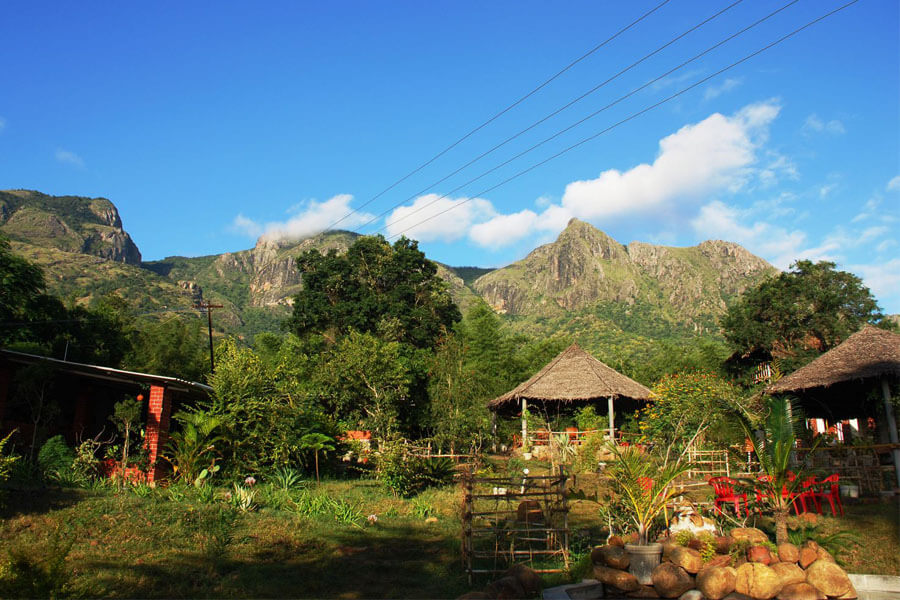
[
  {"x1": 385, "y1": 0, "x2": 860, "y2": 242},
  {"x1": 355, "y1": 0, "x2": 751, "y2": 234},
  {"x1": 377, "y1": 0, "x2": 802, "y2": 235},
  {"x1": 322, "y1": 0, "x2": 673, "y2": 231}
]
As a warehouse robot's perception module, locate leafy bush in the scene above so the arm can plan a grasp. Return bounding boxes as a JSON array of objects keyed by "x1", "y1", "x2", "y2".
[
  {"x1": 375, "y1": 444, "x2": 455, "y2": 497},
  {"x1": 0, "y1": 528, "x2": 73, "y2": 599},
  {"x1": 37, "y1": 436, "x2": 74, "y2": 480},
  {"x1": 71, "y1": 439, "x2": 101, "y2": 482},
  {"x1": 0, "y1": 431, "x2": 20, "y2": 486}
]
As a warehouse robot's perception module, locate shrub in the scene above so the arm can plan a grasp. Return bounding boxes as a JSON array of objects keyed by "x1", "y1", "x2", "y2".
[
  {"x1": 0, "y1": 431, "x2": 19, "y2": 485},
  {"x1": 375, "y1": 444, "x2": 454, "y2": 497},
  {"x1": 37, "y1": 436, "x2": 74, "y2": 480}
]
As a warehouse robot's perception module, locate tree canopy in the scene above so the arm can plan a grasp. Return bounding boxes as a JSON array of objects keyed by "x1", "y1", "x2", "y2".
[
  {"x1": 721, "y1": 260, "x2": 887, "y2": 371},
  {"x1": 287, "y1": 235, "x2": 460, "y2": 349}
]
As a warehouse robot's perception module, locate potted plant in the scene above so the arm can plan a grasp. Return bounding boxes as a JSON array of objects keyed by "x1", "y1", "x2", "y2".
[{"x1": 606, "y1": 444, "x2": 692, "y2": 584}]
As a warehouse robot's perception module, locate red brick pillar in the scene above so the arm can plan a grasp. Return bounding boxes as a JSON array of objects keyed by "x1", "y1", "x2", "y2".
[{"x1": 145, "y1": 384, "x2": 172, "y2": 483}]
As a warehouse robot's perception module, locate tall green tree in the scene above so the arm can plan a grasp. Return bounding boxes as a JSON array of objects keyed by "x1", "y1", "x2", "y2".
[
  {"x1": 288, "y1": 235, "x2": 460, "y2": 349},
  {"x1": 721, "y1": 260, "x2": 888, "y2": 372}
]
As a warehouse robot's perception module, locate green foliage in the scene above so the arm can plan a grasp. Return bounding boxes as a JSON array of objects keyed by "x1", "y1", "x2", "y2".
[
  {"x1": 196, "y1": 505, "x2": 237, "y2": 569},
  {"x1": 37, "y1": 436, "x2": 74, "y2": 480},
  {"x1": 722, "y1": 260, "x2": 888, "y2": 374},
  {"x1": 228, "y1": 483, "x2": 257, "y2": 512},
  {"x1": 787, "y1": 523, "x2": 860, "y2": 565},
  {"x1": 605, "y1": 445, "x2": 692, "y2": 544},
  {"x1": 288, "y1": 235, "x2": 461, "y2": 350},
  {"x1": 572, "y1": 432, "x2": 609, "y2": 474},
  {"x1": 375, "y1": 444, "x2": 454, "y2": 498},
  {"x1": 0, "y1": 431, "x2": 20, "y2": 489},
  {"x1": 166, "y1": 410, "x2": 224, "y2": 484},
  {"x1": 638, "y1": 372, "x2": 748, "y2": 451},
  {"x1": 124, "y1": 317, "x2": 209, "y2": 381},
  {"x1": 71, "y1": 439, "x2": 101, "y2": 482},
  {"x1": 573, "y1": 406, "x2": 606, "y2": 431},
  {"x1": 269, "y1": 466, "x2": 304, "y2": 490},
  {"x1": 0, "y1": 527, "x2": 73, "y2": 599}
]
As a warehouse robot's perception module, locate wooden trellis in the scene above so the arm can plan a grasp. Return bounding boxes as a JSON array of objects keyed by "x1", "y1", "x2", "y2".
[{"x1": 461, "y1": 469, "x2": 570, "y2": 583}]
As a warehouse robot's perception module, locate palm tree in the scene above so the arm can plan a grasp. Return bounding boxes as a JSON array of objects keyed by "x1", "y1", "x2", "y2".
[
  {"x1": 300, "y1": 432, "x2": 335, "y2": 484},
  {"x1": 738, "y1": 395, "x2": 820, "y2": 544}
]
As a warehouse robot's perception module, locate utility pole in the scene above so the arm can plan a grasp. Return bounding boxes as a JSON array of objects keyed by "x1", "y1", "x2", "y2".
[{"x1": 195, "y1": 301, "x2": 223, "y2": 373}]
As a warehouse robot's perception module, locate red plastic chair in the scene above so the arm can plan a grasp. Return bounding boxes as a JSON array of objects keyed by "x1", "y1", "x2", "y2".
[
  {"x1": 797, "y1": 476, "x2": 821, "y2": 514},
  {"x1": 807, "y1": 474, "x2": 844, "y2": 516},
  {"x1": 755, "y1": 475, "x2": 803, "y2": 515},
  {"x1": 709, "y1": 476, "x2": 748, "y2": 517}
]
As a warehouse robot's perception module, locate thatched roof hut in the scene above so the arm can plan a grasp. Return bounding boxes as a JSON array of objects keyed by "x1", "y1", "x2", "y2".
[
  {"x1": 488, "y1": 343, "x2": 651, "y2": 442},
  {"x1": 766, "y1": 325, "x2": 900, "y2": 489},
  {"x1": 766, "y1": 325, "x2": 900, "y2": 394}
]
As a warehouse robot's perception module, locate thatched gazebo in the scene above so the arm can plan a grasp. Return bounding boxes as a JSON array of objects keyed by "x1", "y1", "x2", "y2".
[
  {"x1": 766, "y1": 325, "x2": 900, "y2": 489},
  {"x1": 488, "y1": 343, "x2": 651, "y2": 444}
]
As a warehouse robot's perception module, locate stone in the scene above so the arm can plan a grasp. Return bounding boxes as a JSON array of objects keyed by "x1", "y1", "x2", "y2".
[
  {"x1": 748, "y1": 545, "x2": 774, "y2": 565},
  {"x1": 777, "y1": 543, "x2": 800, "y2": 564},
  {"x1": 592, "y1": 544, "x2": 630, "y2": 570},
  {"x1": 722, "y1": 594, "x2": 755, "y2": 600},
  {"x1": 651, "y1": 563, "x2": 694, "y2": 598},
  {"x1": 703, "y1": 554, "x2": 733, "y2": 570},
  {"x1": 669, "y1": 547, "x2": 704, "y2": 574},
  {"x1": 627, "y1": 586, "x2": 661, "y2": 598},
  {"x1": 609, "y1": 535, "x2": 626, "y2": 547},
  {"x1": 770, "y1": 563, "x2": 806, "y2": 587},
  {"x1": 662, "y1": 542, "x2": 680, "y2": 561},
  {"x1": 594, "y1": 565, "x2": 641, "y2": 592},
  {"x1": 516, "y1": 500, "x2": 543, "y2": 523},
  {"x1": 715, "y1": 536, "x2": 735, "y2": 554},
  {"x1": 456, "y1": 593, "x2": 492, "y2": 600},
  {"x1": 804, "y1": 559, "x2": 851, "y2": 598},
  {"x1": 815, "y1": 547, "x2": 835, "y2": 563},
  {"x1": 678, "y1": 590, "x2": 703, "y2": 600},
  {"x1": 776, "y1": 582, "x2": 824, "y2": 600},
  {"x1": 798, "y1": 547, "x2": 818, "y2": 569},
  {"x1": 484, "y1": 576, "x2": 526, "y2": 599},
  {"x1": 734, "y1": 563, "x2": 783, "y2": 599},
  {"x1": 503, "y1": 564, "x2": 542, "y2": 596},
  {"x1": 730, "y1": 527, "x2": 770, "y2": 545},
  {"x1": 835, "y1": 581, "x2": 858, "y2": 599},
  {"x1": 697, "y1": 566, "x2": 736, "y2": 600}
]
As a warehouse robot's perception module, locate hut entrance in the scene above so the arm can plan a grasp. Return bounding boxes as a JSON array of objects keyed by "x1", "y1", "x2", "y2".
[{"x1": 461, "y1": 469, "x2": 570, "y2": 583}]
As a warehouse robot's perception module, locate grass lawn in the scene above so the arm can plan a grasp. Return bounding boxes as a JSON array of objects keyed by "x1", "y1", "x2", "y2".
[{"x1": 0, "y1": 472, "x2": 896, "y2": 598}]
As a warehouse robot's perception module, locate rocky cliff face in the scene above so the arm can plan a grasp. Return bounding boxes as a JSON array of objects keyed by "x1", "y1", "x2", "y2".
[
  {"x1": 0, "y1": 190, "x2": 141, "y2": 265},
  {"x1": 473, "y1": 218, "x2": 775, "y2": 329}
]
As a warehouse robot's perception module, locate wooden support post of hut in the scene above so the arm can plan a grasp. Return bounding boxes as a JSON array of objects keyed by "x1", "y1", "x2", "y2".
[
  {"x1": 767, "y1": 325, "x2": 900, "y2": 491},
  {"x1": 488, "y1": 344, "x2": 651, "y2": 451}
]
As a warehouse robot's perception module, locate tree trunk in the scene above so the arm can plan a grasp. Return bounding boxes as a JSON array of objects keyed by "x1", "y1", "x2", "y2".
[
  {"x1": 774, "y1": 506, "x2": 789, "y2": 545},
  {"x1": 314, "y1": 450, "x2": 320, "y2": 484}
]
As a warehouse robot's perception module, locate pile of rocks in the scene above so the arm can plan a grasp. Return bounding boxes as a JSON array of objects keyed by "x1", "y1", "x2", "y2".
[{"x1": 592, "y1": 528, "x2": 858, "y2": 599}]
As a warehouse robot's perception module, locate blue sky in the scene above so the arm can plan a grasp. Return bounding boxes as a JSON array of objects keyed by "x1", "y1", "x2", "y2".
[{"x1": 2, "y1": 1, "x2": 898, "y2": 312}]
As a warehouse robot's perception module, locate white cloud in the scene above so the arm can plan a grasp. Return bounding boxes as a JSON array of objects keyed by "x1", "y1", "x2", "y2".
[
  {"x1": 849, "y1": 259, "x2": 900, "y2": 308},
  {"x1": 55, "y1": 148, "x2": 84, "y2": 167},
  {"x1": 859, "y1": 225, "x2": 889, "y2": 244},
  {"x1": 887, "y1": 175, "x2": 900, "y2": 191},
  {"x1": 876, "y1": 239, "x2": 897, "y2": 253},
  {"x1": 470, "y1": 210, "x2": 539, "y2": 248},
  {"x1": 691, "y1": 200, "x2": 819, "y2": 268},
  {"x1": 851, "y1": 196, "x2": 881, "y2": 223},
  {"x1": 559, "y1": 101, "x2": 779, "y2": 221},
  {"x1": 232, "y1": 194, "x2": 375, "y2": 241},
  {"x1": 819, "y1": 183, "x2": 837, "y2": 198},
  {"x1": 385, "y1": 193, "x2": 495, "y2": 242},
  {"x1": 703, "y1": 77, "x2": 742, "y2": 100},
  {"x1": 803, "y1": 114, "x2": 845, "y2": 135},
  {"x1": 758, "y1": 151, "x2": 799, "y2": 188}
]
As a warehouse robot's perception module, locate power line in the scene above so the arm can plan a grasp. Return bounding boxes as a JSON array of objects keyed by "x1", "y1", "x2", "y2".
[
  {"x1": 385, "y1": 0, "x2": 860, "y2": 242},
  {"x1": 377, "y1": 0, "x2": 802, "y2": 235},
  {"x1": 323, "y1": 0, "x2": 673, "y2": 231},
  {"x1": 356, "y1": 0, "x2": 751, "y2": 234}
]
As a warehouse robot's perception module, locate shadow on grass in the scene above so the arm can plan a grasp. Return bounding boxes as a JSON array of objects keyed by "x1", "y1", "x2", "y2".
[
  {"x1": 76, "y1": 521, "x2": 471, "y2": 599},
  {"x1": 0, "y1": 485, "x2": 86, "y2": 519}
]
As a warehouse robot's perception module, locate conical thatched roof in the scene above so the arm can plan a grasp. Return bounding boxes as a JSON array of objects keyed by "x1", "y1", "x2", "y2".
[
  {"x1": 488, "y1": 343, "x2": 651, "y2": 410},
  {"x1": 766, "y1": 325, "x2": 900, "y2": 394}
]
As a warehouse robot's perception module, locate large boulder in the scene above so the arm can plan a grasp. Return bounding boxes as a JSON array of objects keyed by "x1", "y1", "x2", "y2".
[
  {"x1": 835, "y1": 581, "x2": 858, "y2": 599},
  {"x1": 593, "y1": 544, "x2": 630, "y2": 569},
  {"x1": 730, "y1": 528, "x2": 770, "y2": 545},
  {"x1": 734, "y1": 563, "x2": 783, "y2": 599},
  {"x1": 748, "y1": 545, "x2": 774, "y2": 565},
  {"x1": 651, "y1": 563, "x2": 694, "y2": 598},
  {"x1": 609, "y1": 535, "x2": 626, "y2": 547},
  {"x1": 798, "y1": 546, "x2": 818, "y2": 569},
  {"x1": 627, "y1": 585, "x2": 661, "y2": 598},
  {"x1": 702, "y1": 554, "x2": 733, "y2": 570},
  {"x1": 678, "y1": 591, "x2": 703, "y2": 600},
  {"x1": 697, "y1": 566, "x2": 736, "y2": 600},
  {"x1": 777, "y1": 543, "x2": 800, "y2": 564},
  {"x1": 502, "y1": 564, "x2": 542, "y2": 596},
  {"x1": 770, "y1": 563, "x2": 806, "y2": 587},
  {"x1": 776, "y1": 582, "x2": 825, "y2": 600},
  {"x1": 715, "y1": 536, "x2": 735, "y2": 554},
  {"x1": 594, "y1": 565, "x2": 641, "y2": 592},
  {"x1": 804, "y1": 559, "x2": 851, "y2": 597},
  {"x1": 669, "y1": 547, "x2": 704, "y2": 574},
  {"x1": 484, "y1": 576, "x2": 525, "y2": 599}
]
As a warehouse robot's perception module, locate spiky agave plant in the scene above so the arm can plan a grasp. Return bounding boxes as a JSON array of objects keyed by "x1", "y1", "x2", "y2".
[{"x1": 737, "y1": 395, "x2": 820, "y2": 545}]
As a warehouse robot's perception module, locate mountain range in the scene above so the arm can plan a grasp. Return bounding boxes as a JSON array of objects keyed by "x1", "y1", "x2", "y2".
[{"x1": 0, "y1": 189, "x2": 776, "y2": 348}]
